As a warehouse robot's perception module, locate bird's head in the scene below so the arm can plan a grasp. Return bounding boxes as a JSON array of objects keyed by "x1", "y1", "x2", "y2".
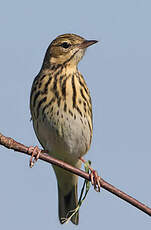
[{"x1": 42, "y1": 33, "x2": 98, "y2": 68}]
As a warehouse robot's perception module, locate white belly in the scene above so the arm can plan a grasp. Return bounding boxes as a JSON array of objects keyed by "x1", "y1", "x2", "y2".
[{"x1": 33, "y1": 112, "x2": 91, "y2": 164}]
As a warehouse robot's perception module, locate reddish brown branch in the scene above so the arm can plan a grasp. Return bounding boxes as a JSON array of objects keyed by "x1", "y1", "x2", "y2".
[{"x1": 0, "y1": 132, "x2": 151, "y2": 216}]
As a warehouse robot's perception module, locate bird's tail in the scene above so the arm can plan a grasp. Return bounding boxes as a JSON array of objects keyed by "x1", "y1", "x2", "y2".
[{"x1": 58, "y1": 183, "x2": 79, "y2": 225}]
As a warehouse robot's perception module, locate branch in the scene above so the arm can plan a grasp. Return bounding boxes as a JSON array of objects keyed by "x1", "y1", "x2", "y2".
[{"x1": 0, "y1": 132, "x2": 151, "y2": 216}]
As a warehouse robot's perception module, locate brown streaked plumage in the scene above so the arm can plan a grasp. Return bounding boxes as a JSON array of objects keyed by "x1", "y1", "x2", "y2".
[{"x1": 30, "y1": 33, "x2": 97, "y2": 224}]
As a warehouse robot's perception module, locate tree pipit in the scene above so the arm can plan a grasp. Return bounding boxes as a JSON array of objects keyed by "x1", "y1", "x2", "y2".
[{"x1": 30, "y1": 33, "x2": 98, "y2": 224}]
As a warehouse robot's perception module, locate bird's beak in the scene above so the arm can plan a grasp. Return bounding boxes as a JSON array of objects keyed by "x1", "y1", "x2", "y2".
[{"x1": 79, "y1": 39, "x2": 98, "y2": 49}]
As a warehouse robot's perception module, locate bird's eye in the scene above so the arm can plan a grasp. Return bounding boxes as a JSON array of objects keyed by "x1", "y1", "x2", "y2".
[{"x1": 60, "y1": 42, "x2": 71, "y2": 49}]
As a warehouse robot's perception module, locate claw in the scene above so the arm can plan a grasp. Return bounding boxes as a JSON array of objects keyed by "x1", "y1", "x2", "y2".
[
  {"x1": 28, "y1": 146, "x2": 41, "y2": 168},
  {"x1": 90, "y1": 170, "x2": 101, "y2": 192},
  {"x1": 80, "y1": 157, "x2": 101, "y2": 192}
]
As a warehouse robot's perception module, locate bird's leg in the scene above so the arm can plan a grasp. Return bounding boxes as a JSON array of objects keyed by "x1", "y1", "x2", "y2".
[
  {"x1": 28, "y1": 146, "x2": 41, "y2": 168},
  {"x1": 79, "y1": 157, "x2": 101, "y2": 192}
]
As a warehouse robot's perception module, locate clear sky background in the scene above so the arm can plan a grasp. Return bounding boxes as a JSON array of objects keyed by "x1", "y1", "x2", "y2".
[{"x1": 0, "y1": 0, "x2": 151, "y2": 229}]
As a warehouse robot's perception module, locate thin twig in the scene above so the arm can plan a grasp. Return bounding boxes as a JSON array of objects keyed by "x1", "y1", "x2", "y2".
[{"x1": 0, "y1": 132, "x2": 151, "y2": 216}]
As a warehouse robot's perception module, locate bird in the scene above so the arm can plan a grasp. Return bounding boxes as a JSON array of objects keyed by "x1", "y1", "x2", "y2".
[{"x1": 30, "y1": 33, "x2": 97, "y2": 225}]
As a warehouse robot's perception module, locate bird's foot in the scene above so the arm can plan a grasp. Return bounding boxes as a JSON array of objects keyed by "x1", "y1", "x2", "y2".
[
  {"x1": 80, "y1": 157, "x2": 101, "y2": 192},
  {"x1": 28, "y1": 146, "x2": 41, "y2": 168},
  {"x1": 90, "y1": 169, "x2": 101, "y2": 192}
]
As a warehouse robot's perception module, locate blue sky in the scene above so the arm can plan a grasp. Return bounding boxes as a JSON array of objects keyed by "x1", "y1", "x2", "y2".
[{"x1": 0, "y1": 0, "x2": 151, "y2": 229}]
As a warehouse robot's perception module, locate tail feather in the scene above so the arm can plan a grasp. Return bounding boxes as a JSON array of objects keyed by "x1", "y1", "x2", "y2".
[{"x1": 58, "y1": 184, "x2": 79, "y2": 225}]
